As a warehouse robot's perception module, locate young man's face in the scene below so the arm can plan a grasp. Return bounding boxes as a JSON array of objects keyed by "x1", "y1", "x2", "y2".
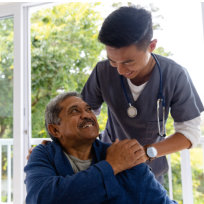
[
  {"x1": 106, "y1": 41, "x2": 156, "y2": 80},
  {"x1": 53, "y1": 96, "x2": 99, "y2": 145}
]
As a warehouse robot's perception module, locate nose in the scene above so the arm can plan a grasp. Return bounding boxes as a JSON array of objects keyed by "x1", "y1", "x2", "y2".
[
  {"x1": 80, "y1": 110, "x2": 90, "y2": 119},
  {"x1": 116, "y1": 63, "x2": 126, "y2": 75}
]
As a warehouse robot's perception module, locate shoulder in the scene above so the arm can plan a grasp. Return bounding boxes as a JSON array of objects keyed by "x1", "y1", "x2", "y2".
[
  {"x1": 156, "y1": 54, "x2": 191, "y2": 86},
  {"x1": 94, "y1": 60, "x2": 118, "y2": 76},
  {"x1": 156, "y1": 54, "x2": 186, "y2": 74},
  {"x1": 120, "y1": 163, "x2": 162, "y2": 191},
  {"x1": 84, "y1": 60, "x2": 115, "y2": 87},
  {"x1": 127, "y1": 163, "x2": 150, "y2": 176},
  {"x1": 116, "y1": 164, "x2": 154, "y2": 191},
  {"x1": 28, "y1": 141, "x2": 59, "y2": 163},
  {"x1": 119, "y1": 163, "x2": 155, "y2": 183},
  {"x1": 96, "y1": 59, "x2": 110, "y2": 68}
]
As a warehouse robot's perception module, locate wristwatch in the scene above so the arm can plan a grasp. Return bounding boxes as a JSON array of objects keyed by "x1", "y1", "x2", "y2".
[{"x1": 146, "y1": 146, "x2": 158, "y2": 161}]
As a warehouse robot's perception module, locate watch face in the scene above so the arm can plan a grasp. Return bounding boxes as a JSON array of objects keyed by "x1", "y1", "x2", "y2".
[{"x1": 147, "y1": 147, "x2": 157, "y2": 158}]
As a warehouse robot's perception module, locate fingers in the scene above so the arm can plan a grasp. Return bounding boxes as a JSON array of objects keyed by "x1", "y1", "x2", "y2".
[
  {"x1": 113, "y1": 138, "x2": 120, "y2": 144},
  {"x1": 114, "y1": 139, "x2": 139, "y2": 148},
  {"x1": 27, "y1": 140, "x2": 49, "y2": 161},
  {"x1": 106, "y1": 139, "x2": 147, "y2": 174},
  {"x1": 111, "y1": 139, "x2": 142, "y2": 155},
  {"x1": 42, "y1": 140, "x2": 49, "y2": 145},
  {"x1": 133, "y1": 147, "x2": 149, "y2": 165},
  {"x1": 28, "y1": 147, "x2": 33, "y2": 153},
  {"x1": 122, "y1": 141, "x2": 148, "y2": 164},
  {"x1": 26, "y1": 147, "x2": 34, "y2": 160},
  {"x1": 133, "y1": 156, "x2": 147, "y2": 166},
  {"x1": 129, "y1": 142, "x2": 142, "y2": 152}
]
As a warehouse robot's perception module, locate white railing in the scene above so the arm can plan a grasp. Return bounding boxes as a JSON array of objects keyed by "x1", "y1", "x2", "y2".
[
  {"x1": 0, "y1": 137, "x2": 204, "y2": 204},
  {"x1": 0, "y1": 139, "x2": 13, "y2": 204}
]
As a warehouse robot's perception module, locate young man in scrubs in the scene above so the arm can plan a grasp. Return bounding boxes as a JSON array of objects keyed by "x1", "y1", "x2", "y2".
[{"x1": 82, "y1": 6, "x2": 204, "y2": 183}]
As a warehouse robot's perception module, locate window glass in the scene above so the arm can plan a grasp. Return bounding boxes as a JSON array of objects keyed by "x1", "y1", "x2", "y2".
[
  {"x1": 0, "y1": 16, "x2": 14, "y2": 203},
  {"x1": 30, "y1": 3, "x2": 104, "y2": 139}
]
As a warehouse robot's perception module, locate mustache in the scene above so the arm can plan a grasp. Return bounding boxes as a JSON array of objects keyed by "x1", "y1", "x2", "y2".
[{"x1": 78, "y1": 118, "x2": 96, "y2": 128}]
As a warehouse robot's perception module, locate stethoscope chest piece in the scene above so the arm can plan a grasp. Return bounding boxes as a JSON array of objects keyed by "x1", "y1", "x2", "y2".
[{"x1": 127, "y1": 105, "x2": 137, "y2": 118}]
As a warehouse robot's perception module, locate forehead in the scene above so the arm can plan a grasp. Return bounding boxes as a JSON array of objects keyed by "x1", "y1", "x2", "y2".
[
  {"x1": 106, "y1": 44, "x2": 141, "y2": 60},
  {"x1": 60, "y1": 96, "x2": 87, "y2": 110}
]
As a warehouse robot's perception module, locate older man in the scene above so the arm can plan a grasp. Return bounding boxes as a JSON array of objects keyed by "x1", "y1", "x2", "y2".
[{"x1": 24, "y1": 92, "x2": 177, "y2": 204}]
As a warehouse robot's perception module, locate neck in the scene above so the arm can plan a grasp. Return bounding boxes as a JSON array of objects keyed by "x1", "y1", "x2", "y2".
[
  {"x1": 63, "y1": 141, "x2": 93, "y2": 160},
  {"x1": 130, "y1": 55, "x2": 156, "y2": 86}
]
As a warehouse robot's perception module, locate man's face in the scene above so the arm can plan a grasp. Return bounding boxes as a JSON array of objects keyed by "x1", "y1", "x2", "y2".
[
  {"x1": 106, "y1": 43, "x2": 153, "y2": 79},
  {"x1": 54, "y1": 96, "x2": 99, "y2": 145}
]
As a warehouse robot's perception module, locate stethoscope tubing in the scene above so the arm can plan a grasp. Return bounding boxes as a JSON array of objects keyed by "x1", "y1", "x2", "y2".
[
  {"x1": 120, "y1": 53, "x2": 166, "y2": 137},
  {"x1": 151, "y1": 53, "x2": 165, "y2": 107}
]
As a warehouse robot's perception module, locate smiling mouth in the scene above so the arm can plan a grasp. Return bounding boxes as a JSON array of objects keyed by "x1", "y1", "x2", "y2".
[
  {"x1": 82, "y1": 123, "x2": 94, "y2": 128},
  {"x1": 79, "y1": 119, "x2": 95, "y2": 129},
  {"x1": 124, "y1": 71, "x2": 133, "y2": 77}
]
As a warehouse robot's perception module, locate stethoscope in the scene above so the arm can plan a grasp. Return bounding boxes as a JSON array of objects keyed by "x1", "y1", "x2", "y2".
[{"x1": 120, "y1": 53, "x2": 166, "y2": 137}]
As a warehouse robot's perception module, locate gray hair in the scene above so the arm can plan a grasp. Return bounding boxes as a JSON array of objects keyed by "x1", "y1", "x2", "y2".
[{"x1": 45, "y1": 91, "x2": 81, "y2": 141}]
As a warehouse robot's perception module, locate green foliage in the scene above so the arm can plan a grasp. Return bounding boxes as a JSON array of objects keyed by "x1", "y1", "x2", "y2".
[
  {"x1": 30, "y1": 3, "x2": 104, "y2": 137},
  {"x1": 153, "y1": 47, "x2": 172, "y2": 57},
  {"x1": 96, "y1": 103, "x2": 108, "y2": 131},
  {"x1": 190, "y1": 146, "x2": 204, "y2": 204},
  {"x1": 164, "y1": 152, "x2": 183, "y2": 203},
  {"x1": 0, "y1": 17, "x2": 13, "y2": 139}
]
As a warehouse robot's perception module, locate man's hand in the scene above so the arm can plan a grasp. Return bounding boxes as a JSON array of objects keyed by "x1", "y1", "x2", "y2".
[
  {"x1": 106, "y1": 139, "x2": 148, "y2": 175},
  {"x1": 26, "y1": 140, "x2": 50, "y2": 160},
  {"x1": 26, "y1": 147, "x2": 34, "y2": 160}
]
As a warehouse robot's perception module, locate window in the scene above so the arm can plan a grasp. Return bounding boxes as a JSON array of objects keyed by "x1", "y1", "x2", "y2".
[{"x1": 0, "y1": 16, "x2": 14, "y2": 203}]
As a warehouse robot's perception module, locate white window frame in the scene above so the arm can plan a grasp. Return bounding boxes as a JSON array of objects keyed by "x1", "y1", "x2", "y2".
[
  {"x1": 0, "y1": 3, "x2": 29, "y2": 203},
  {"x1": 202, "y1": 2, "x2": 204, "y2": 37},
  {"x1": 0, "y1": 2, "x2": 49, "y2": 203}
]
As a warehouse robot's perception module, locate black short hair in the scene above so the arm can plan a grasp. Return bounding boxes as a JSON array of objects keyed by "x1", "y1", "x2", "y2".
[{"x1": 98, "y1": 6, "x2": 153, "y2": 50}]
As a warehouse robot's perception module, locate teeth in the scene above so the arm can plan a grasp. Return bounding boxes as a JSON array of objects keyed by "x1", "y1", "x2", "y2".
[
  {"x1": 126, "y1": 72, "x2": 132, "y2": 76},
  {"x1": 83, "y1": 123, "x2": 93, "y2": 128}
]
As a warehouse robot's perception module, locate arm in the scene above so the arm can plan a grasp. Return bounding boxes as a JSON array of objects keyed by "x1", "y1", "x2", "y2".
[
  {"x1": 134, "y1": 69, "x2": 203, "y2": 163},
  {"x1": 147, "y1": 116, "x2": 201, "y2": 158},
  {"x1": 148, "y1": 68, "x2": 203, "y2": 158},
  {"x1": 81, "y1": 64, "x2": 104, "y2": 110},
  {"x1": 104, "y1": 133, "x2": 191, "y2": 165},
  {"x1": 174, "y1": 116, "x2": 201, "y2": 148},
  {"x1": 140, "y1": 118, "x2": 200, "y2": 161},
  {"x1": 148, "y1": 132, "x2": 191, "y2": 158},
  {"x1": 24, "y1": 145, "x2": 122, "y2": 204}
]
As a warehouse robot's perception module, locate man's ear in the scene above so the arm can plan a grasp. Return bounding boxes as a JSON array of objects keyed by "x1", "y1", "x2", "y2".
[
  {"x1": 149, "y1": 39, "x2": 157, "y2": 52},
  {"x1": 48, "y1": 124, "x2": 61, "y2": 139}
]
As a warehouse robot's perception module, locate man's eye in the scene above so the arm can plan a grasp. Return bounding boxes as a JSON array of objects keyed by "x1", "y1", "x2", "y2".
[
  {"x1": 109, "y1": 61, "x2": 117, "y2": 67},
  {"x1": 123, "y1": 61, "x2": 132, "y2": 65},
  {"x1": 124, "y1": 61, "x2": 134, "y2": 66},
  {"x1": 71, "y1": 109, "x2": 79, "y2": 113},
  {"x1": 86, "y1": 107, "x2": 92, "y2": 112},
  {"x1": 124, "y1": 62, "x2": 130, "y2": 65}
]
